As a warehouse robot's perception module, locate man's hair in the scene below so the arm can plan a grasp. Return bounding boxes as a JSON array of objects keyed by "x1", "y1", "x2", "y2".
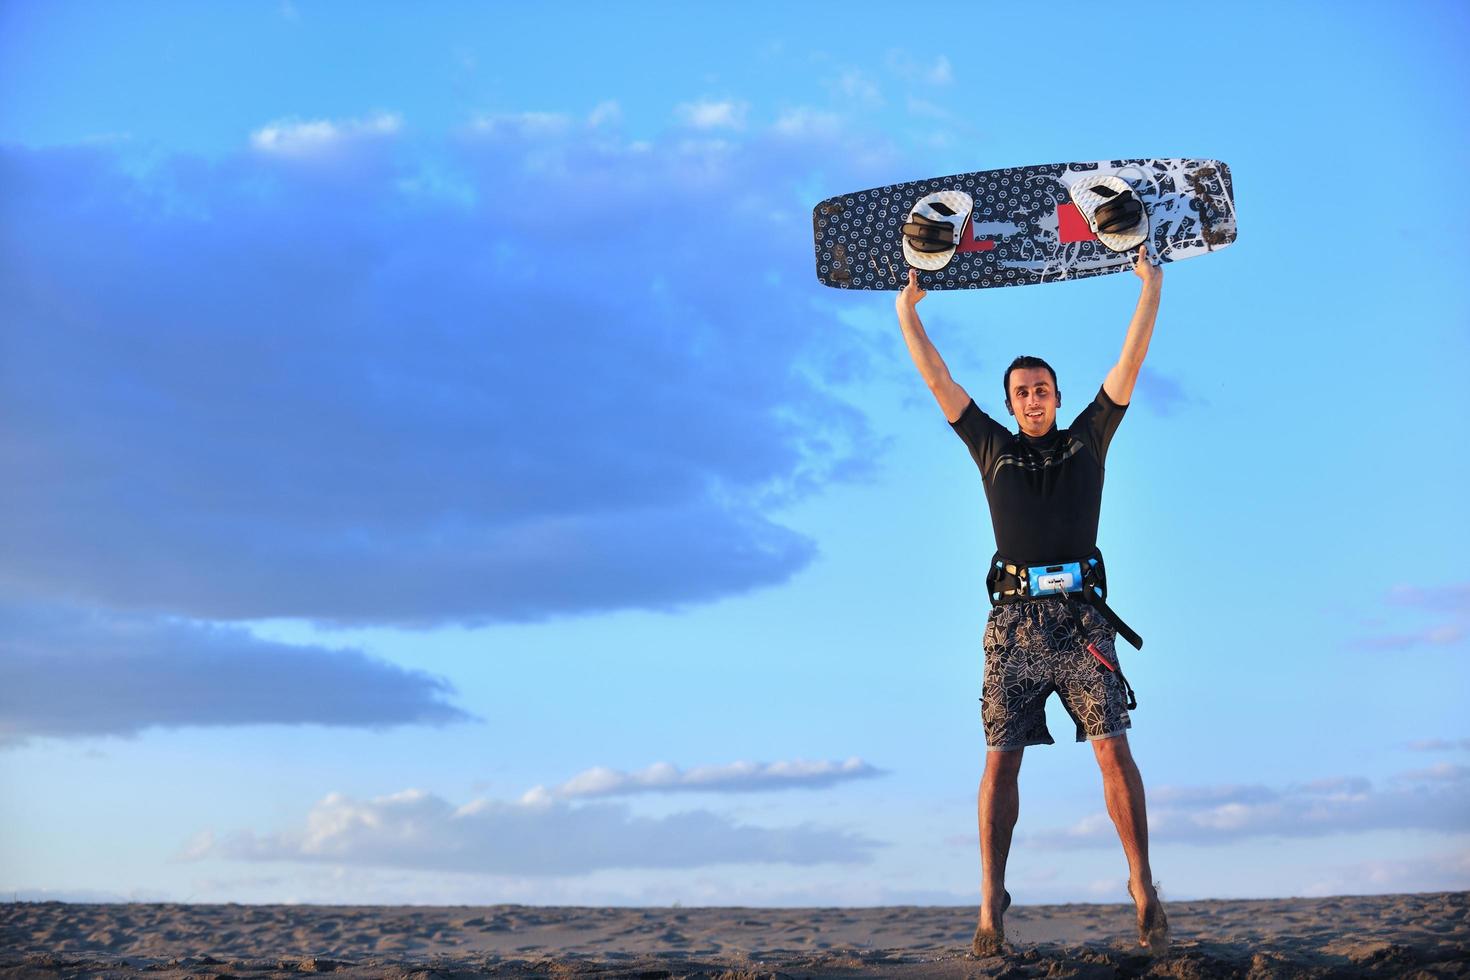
[{"x1": 1003, "y1": 355, "x2": 1058, "y2": 409}]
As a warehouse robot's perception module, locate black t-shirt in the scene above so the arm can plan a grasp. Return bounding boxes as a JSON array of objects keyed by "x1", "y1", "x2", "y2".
[{"x1": 949, "y1": 385, "x2": 1126, "y2": 564}]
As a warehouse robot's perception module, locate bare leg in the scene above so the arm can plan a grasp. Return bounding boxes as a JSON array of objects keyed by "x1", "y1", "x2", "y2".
[
  {"x1": 1092, "y1": 733, "x2": 1169, "y2": 953},
  {"x1": 973, "y1": 747, "x2": 1022, "y2": 955}
]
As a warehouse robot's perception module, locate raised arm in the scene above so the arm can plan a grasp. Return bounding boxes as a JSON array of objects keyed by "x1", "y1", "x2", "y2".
[
  {"x1": 1105, "y1": 245, "x2": 1164, "y2": 405},
  {"x1": 1103, "y1": 244, "x2": 1164, "y2": 406},
  {"x1": 896, "y1": 268, "x2": 972, "y2": 423}
]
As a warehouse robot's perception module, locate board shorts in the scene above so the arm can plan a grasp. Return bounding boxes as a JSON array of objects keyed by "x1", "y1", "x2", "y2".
[{"x1": 981, "y1": 597, "x2": 1132, "y2": 750}]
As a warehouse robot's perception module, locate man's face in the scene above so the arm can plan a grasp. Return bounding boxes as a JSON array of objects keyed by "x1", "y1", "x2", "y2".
[{"x1": 1007, "y1": 367, "x2": 1060, "y2": 437}]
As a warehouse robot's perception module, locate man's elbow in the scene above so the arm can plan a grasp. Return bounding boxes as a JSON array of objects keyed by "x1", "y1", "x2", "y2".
[
  {"x1": 923, "y1": 371, "x2": 949, "y2": 393},
  {"x1": 1103, "y1": 372, "x2": 1137, "y2": 406}
]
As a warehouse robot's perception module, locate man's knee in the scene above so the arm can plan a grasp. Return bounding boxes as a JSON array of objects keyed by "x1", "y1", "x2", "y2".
[
  {"x1": 1092, "y1": 732, "x2": 1136, "y2": 773},
  {"x1": 983, "y1": 747, "x2": 1024, "y2": 781}
]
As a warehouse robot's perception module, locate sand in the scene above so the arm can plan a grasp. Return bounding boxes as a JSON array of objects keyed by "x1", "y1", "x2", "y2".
[{"x1": 2, "y1": 891, "x2": 1466, "y2": 978}]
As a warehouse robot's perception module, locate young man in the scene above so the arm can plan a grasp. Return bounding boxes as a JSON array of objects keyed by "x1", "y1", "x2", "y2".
[{"x1": 895, "y1": 245, "x2": 1168, "y2": 957}]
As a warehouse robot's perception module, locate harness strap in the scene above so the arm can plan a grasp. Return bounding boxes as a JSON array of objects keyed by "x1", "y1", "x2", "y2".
[
  {"x1": 986, "y1": 549, "x2": 1144, "y2": 650},
  {"x1": 1117, "y1": 666, "x2": 1138, "y2": 710},
  {"x1": 1079, "y1": 588, "x2": 1144, "y2": 650},
  {"x1": 986, "y1": 549, "x2": 1143, "y2": 710},
  {"x1": 1065, "y1": 592, "x2": 1138, "y2": 710}
]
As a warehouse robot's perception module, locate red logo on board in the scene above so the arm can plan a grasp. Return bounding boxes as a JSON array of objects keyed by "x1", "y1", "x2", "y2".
[
  {"x1": 1057, "y1": 203, "x2": 1100, "y2": 244},
  {"x1": 955, "y1": 214, "x2": 996, "y2": 253}
]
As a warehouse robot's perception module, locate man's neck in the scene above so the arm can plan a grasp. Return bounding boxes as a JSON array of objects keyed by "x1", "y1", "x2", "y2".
[{"x1": 1019, "y1": 423, "x2": 1059, "y2": 444}]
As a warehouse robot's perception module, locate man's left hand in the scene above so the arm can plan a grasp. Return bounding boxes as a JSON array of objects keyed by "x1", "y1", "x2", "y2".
[{"x1": 1132, "y1": 243, "x2": 1162, "y2": 287}]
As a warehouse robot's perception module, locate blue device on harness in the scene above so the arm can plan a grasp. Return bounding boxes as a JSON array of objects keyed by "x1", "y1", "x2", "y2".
[{"x1": 1027, "y1": 561, "x2": 1085, "y2": 596}]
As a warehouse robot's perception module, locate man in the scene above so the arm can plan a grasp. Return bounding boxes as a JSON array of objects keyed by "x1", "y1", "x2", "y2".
[{"x1": 895, "y1": 245, "x2": 1168, "y2": 957}]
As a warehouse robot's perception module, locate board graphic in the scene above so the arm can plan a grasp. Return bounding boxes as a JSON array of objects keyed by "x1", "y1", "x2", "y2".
[{"x1": 813, "y1": 158, "x2": 1236, "y2": 290}]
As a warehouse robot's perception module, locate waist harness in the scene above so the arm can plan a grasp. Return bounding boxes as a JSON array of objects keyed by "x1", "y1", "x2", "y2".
[{"x1": 986, "y1": 548, "x2": 1142, "y2": 708}]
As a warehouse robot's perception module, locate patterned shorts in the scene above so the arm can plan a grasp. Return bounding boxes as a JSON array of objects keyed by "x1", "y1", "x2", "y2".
[{"x1": 981, "y1": 597, "x2": 1132, "y2": 750}]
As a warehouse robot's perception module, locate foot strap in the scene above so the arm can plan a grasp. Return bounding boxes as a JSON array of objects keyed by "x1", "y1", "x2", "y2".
[
  {"x1": 1093, "y1": 189, "x2": 1143, "y2": 234},
  {"x1": 901, "y1": 213, "x2": 958, "y2": 251}
]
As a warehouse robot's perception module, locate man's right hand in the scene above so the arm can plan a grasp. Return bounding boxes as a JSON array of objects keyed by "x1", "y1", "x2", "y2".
[
  {"x1": 897, "y1": 267, "x2": 926, "y2": 310},
  {"x1": 894, "y1": 265, "x2": 971, "y2": 423}
]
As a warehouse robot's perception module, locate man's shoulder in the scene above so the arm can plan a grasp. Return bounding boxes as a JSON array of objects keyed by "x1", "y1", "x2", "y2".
[
  {"x1": 952, "y1": 400, "x2": 1014, "y2": 440},
  {"x1": 1067, "y1": 385, "x2": 1125, "y2": 428}
]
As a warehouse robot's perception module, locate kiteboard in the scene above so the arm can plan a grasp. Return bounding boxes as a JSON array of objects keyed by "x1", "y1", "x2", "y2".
[{"x1": 812, "y1": 158, "x2": 1235, "y2": 290}]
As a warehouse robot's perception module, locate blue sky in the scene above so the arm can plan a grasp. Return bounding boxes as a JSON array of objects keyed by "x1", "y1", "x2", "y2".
[{"x1": 1, "y1": 0, "x2": 1467, "y2": 907}]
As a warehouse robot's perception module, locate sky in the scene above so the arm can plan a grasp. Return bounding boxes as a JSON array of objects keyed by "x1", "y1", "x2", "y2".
[{"x1": 1, "y1": 0, "x2": 1467, "y2": 908}]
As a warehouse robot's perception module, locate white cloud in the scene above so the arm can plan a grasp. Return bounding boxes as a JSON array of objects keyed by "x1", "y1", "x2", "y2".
[
  {"x1": 675, "y1": 99, "x2": 748, "y2": 130},
  {"x1": 3, "y1": 886, "x2": 174, "y2": 903},
  {"x1": 1026, "y1": 765, "x2": 1470, "y2": 848},
  {"x1": 833, "y1": 70, "x2": 882, "y2": 107},
  {"x1": 905, "y1": 97, "x2": 951, "y2": 119},
  {"x1": 882, "y1": 50, "x2": 953, "y2": 88},
  {"x1": 1301, "y1": 849, "x2": 1470, "y2": 897},
  {"x1": 587, "y1": 100, "x2": 622, "y2": 128},
  {"x1": 250, "y1": 112, "x2": 401, "y2": 156},
  {"x1": 190, "y1": 787, "x2": 881, "y2": 875},
  {"x1": 524, "y1": 757, "x2": 885, "y2": 801},
  {"x1": 1352, "y1": 583, "x2": 1470, "y2": 651},
  {"x1": 394, "y1": 162, "x2": 477, "y2": 208},
  {"x1": 30, "y1": 863, "x2": 968, "y2": 907},
  {"x1": 466, "y1": 111, "x2": 571, "y2": 138},
  {"x1": 773, "y1": 108, "x2": 842, "y2": 138}
]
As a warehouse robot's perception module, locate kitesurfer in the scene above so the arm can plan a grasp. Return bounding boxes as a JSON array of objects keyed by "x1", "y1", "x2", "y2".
[{"x1": 895, "y1": 244, "x2": 1169, "y2": 957}]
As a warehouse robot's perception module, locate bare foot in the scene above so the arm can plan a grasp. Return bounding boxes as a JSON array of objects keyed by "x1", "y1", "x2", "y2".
[
  {"x1": 1127, "y1": 880, "x2": 1170, "y2": 956},
  {"x1": 970, "y1": 889, "x2": 1011, "y2": 957}
]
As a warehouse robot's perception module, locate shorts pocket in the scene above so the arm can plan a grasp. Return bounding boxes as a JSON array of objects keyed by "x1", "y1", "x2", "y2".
[
  {"x1": 1086, "y1": 638, "x2": 1119, "y2": 673},
  {"x1": 1078, "y1": 605, "x2": 1117, "y2": 647}
]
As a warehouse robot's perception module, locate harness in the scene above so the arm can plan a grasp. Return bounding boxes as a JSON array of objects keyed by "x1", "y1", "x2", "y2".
[{"x1": 986, "y1": 548, "x2": 1142, "y2": 709}]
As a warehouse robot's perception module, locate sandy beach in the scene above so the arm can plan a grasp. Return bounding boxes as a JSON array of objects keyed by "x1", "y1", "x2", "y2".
[{"x1": 2, "y1": 891, "x2": 1466, "y2": 978}]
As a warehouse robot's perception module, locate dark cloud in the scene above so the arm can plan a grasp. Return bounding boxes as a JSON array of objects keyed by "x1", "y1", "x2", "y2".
[
  {"x1": 1387, "y1": 584, "x2": 1470, "y2": 615},
  {"x1": 0, "y1": 116, "x2": 898, "y2": 627},
  {"x1": 1024, "y1": 765, "x2": 1470, "y2": 849},
  {"x1": 1407, "y1": 737, "x2": 1470, "y2": 752},
  {"x1": 1349, "y1": 583, "x2": 1469, "y2": 652},
  {"x1": 0, "y1": 601, "x2": 477, "y2": 747},
  {"x1": 533, "y1": 757, "x2": 886, "y2": 800},
  {"x1": 1150, "y1": 783, "x2": 1279, "y2": 807},
  {"x1": 1133, "y1": 365, "x2": 1198, "y2": 416},
  {"x1": 186, "y1": 787, "x2": 881, "y2": 875},
  {"x1": 1394, "y1": 763, "x2": 1470, "y2": 784},
  {"x1": 1347, "y1": 624, "x2": 1464, "y2": 651}
]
